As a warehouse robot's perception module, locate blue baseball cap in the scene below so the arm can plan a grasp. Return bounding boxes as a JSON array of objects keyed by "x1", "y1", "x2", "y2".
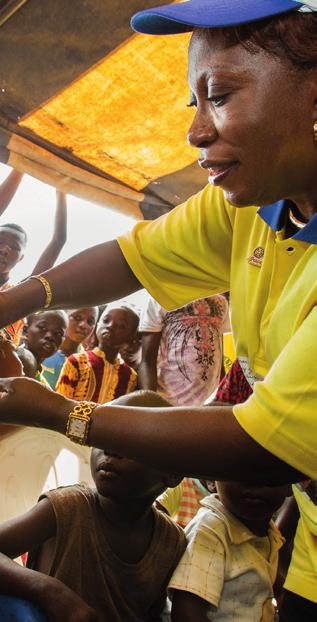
[{"x1": 131, "y1": 0, "x2": 305, "y2": 35}]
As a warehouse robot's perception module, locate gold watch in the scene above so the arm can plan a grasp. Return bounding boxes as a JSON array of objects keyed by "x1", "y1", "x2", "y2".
[{"x1": 65, "y1": 401, "x2": 97, "y2": 445}]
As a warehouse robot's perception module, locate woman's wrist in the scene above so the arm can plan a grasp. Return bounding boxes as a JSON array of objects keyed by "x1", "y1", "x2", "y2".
[
  {"x1": 0, "y1": 279, "x2": 46, "y2": 327},
  {"x1": 44, "y1": 392, "x2": 77, "y2": 436}
]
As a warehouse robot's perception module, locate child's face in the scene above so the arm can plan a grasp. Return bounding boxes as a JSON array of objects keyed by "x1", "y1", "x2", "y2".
[
  {"x1": 216, "y1": 481, "x2": 289, "y2": 522},
  {"x1": 26, "y1": 312, "x2": 67, "y2": 362},
  {"x1": 67, "y1": 308, "x2": 98, "y2": 344},
  {"x1": 0, "y1": 339, "x2": 23, "y2": 377},
  {"x1": 0, "y1": 228, "x2": 25, "y2": 275},
  {"x1": 96, "y1": 308, "x2": 137, "y2": 350},
  {"x1": 119, "y1": 333, "x2": 142, "y2": 368},
  {"x1": 91, "y1": 448, "x2": 164, "y2": 502}
]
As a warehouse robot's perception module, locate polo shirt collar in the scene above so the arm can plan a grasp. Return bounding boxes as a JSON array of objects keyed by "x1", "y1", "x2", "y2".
[{"x1": 258, "y1": 201, "x2": 317, "y2": 244}]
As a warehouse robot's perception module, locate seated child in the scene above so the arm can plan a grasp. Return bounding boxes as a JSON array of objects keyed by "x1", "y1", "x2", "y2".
[
  {"x1": 42, "y1": 306, "x2": 98, "y2": 388},
  {"x1": 21, "y1": 311, "x2": 68, "y2": 383},
  {"x1": 0, "y1": 392, "x2": 186, "y2": 622},
  {"x1": 170, "y1": 479, "x2": 289, "y2": 622},
  {"x1": 56, "y1": 302, "x2": 138, "y2": 402}
]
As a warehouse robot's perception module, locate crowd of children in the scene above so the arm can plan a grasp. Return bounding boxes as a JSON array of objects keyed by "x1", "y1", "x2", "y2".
[{"x1": 0, "y1": 168, "x2": 303, "y2": 621}]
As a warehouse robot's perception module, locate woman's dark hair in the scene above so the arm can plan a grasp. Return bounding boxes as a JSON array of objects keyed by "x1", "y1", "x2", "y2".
[{"x1": 208, "y1": 13, "x2": 317, "y2": 70}]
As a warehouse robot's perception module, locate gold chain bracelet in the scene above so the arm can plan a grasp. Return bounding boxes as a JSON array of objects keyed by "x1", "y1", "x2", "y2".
[{"x1": 30, "y1": 275, "x2": 53, "y2": 309}]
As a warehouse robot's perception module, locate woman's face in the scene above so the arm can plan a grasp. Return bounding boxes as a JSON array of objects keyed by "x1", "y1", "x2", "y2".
[{"x1": 187, "y1": 29, "x2": 317, "y2": 208}]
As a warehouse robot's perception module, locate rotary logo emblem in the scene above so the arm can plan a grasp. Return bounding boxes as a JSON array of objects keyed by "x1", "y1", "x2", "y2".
[{"x1": 248, "y1": 246, "x2": 264, "y2": 267}]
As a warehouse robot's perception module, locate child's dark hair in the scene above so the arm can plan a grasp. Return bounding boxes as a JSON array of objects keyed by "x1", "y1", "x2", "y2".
[
  {"x1": 26, "y1": 309, "x2": 68, "y2": 326},
  {"x1": 0, "y1": 223, "x2": 27, "y2": 244}
]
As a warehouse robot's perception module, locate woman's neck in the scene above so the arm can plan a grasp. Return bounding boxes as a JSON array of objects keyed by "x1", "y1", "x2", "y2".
[{"x1": 290, "y1": 191, "x2": 317, "y2": 222}]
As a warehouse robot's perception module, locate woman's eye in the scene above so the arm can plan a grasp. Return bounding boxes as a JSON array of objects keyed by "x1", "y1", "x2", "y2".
[{"x1": 207, "y1": 94, "x2": 228, "y2": 108}]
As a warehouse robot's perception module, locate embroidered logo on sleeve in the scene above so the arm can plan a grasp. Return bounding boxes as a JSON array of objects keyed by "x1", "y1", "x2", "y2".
[{"x1": 247, "y1": 246, "x2": 264, "y2": 267}]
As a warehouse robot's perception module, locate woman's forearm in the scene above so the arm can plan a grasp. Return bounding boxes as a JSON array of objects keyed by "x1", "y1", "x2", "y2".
[
  {"x1": 0, "y1": 240, "x2": 141, "y2": 326},
  {"x1": 89, "y1": 403, "x2": 302, "y2": 484},
  {"x1": 0, "y1": 379, "x2": 303, "y2": 486}
]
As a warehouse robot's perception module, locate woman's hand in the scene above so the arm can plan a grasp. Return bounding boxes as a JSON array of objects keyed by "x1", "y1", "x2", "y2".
[{"x1": 0, "y1": 377, "x2": 73, "y2": 434}]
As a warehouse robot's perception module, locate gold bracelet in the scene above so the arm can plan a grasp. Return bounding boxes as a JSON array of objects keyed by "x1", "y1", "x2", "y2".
[
  {"x1": 65, "y1": 401, "x2": 97, "y2": 445},
  {"x1": 30, "y1": 275, "x2": 52, "y2": 309}
]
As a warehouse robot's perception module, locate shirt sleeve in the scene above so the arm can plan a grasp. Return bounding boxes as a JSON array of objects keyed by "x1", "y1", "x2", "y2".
[
  {"x1": 156, "y1": 482, "x2": 184, "y2": 518},
  {"x1": 139, "y1": 295, "x2": 166, "y2": 332},
  {"x1": 233, "y1": 306, "x2": 317, "y2": 479},
  {"x1": 118, "y1": 185, "x2": 234, "y2": 311},
  {"x1": 169, "y1": 510, "x2": 225, "y2": 607}
]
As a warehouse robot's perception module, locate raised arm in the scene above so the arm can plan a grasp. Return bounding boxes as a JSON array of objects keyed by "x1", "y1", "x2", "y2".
[
  {"x1": 31, "y1": 190, "x2": 67, "y2": 275},
  {"x1": 0, "y1": 169, "x2": 23, "y2": 217},
  {"x1": 0, "y1": 239, "x2": 141, "y2": 327},
  {"x1": 138, "y1": 331, "x2": 161, "y2": 391}
]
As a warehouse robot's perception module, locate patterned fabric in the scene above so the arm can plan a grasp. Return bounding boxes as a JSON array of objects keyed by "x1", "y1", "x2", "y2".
[
  {"x1": 140, "y1": 295, "x2": 229, "y2": 406},
  {"x1": 35, "y1": 368, "x2": 50, "y2": 387},
  {"x1": 213, "y1": 358, "x2": 253, "y2": 405},
  {"x1": 0, "y1": 282, "x2": 24, "y2": 346},
  {"x1": 56, "y1": 347, "x2": 137, "y2": 403},
  {"x1": 169, "y1": 494, "x2": 284, "y2": 622},
  {"x1": 158, "y1": 478, "x2": 210, "y2": 527},
  {"x1": 41, "y1": 351, "x2": 66, "y2": 389}
]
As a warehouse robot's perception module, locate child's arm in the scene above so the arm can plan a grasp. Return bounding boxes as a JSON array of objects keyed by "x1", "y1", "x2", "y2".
[
  {"x1": 31, "y1": 190, "x2": 67, "y2": 275},
  {"x1": 0, "y1": 499, "x2": 100, "y2": 622},
  {"x1": 0, "y1": 169, "x2": 23, "y2": 217},
  {"x1": 138, "y1": 331, "x2": 161, "y2": 391},
  {"x1": 172, "y1": 590, "x2": 211, "y2": 621}
]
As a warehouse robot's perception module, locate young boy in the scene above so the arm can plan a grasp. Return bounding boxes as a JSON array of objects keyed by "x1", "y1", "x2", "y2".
[
  {"x1": 42, "y1": 306, "x2": 98, "y2": 388},
  {"x1": 22, "y1": 311, "x2": 68, "y2": 383},
  {"x1": 0, "y1": 392, "x2": 186, "y2": 622},
  {"x1": 169, "y1": 479, "x2": 289, "y2": 622},
  {"x1": 0, "y1": 223, "x2": 27, "y2": 344},
  {"x1": 0, "y1": 182, "x2": 68, "y2": 345},
  {"x1": 56, "y1": 303, "x2": 138, "y2": 402}
]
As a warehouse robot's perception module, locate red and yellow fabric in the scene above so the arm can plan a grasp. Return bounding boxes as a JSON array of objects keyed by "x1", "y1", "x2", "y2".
[{"x1": 56, "y1": 347, "x2": 137, "y2": 404}]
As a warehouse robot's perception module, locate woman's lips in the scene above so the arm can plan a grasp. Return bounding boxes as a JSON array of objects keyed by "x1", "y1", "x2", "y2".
[{"x1": 208, "y1": 162, "x2": 238, "y2": 185}]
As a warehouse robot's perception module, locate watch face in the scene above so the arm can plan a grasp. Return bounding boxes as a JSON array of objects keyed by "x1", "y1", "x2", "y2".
[{"x1": 69, "y1": 417, "x2": 86, "y2": 438}]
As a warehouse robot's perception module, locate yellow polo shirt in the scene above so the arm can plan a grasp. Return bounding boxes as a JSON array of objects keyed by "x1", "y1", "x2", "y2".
[
  {"x1": 118, "y1": 183, "x2": 317, "y2": 601},
  {"x1": 119, "y1": 183, "x2": 317, "y2": 478}
]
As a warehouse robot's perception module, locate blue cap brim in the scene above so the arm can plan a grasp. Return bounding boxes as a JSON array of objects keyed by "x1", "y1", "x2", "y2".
[{"x1": 131, "y1": 0, "x2": 302, "y2": 35}]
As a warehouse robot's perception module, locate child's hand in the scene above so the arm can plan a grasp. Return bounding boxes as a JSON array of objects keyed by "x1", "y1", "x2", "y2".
[{"x1": 41, "y1": 578, "x2": 101, "y2": 622}]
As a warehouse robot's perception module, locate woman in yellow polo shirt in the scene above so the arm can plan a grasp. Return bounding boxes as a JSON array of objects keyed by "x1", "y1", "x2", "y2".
[{"x1": 0, "y1": 3, "x2": 316, "y2": 619}]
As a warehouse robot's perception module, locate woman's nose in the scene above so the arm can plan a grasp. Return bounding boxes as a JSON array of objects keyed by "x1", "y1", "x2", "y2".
[{"x1": 187, "y1": 108, "x2": 217, "y2": 149}]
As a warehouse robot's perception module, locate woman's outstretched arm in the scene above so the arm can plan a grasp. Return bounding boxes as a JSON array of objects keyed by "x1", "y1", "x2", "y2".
[
  {"x1": 0, "y1": 240, "x2": 141, "y2": 327},
  {"x1": 0, "y1": 378, "x2": 303, "y2": 486}
]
